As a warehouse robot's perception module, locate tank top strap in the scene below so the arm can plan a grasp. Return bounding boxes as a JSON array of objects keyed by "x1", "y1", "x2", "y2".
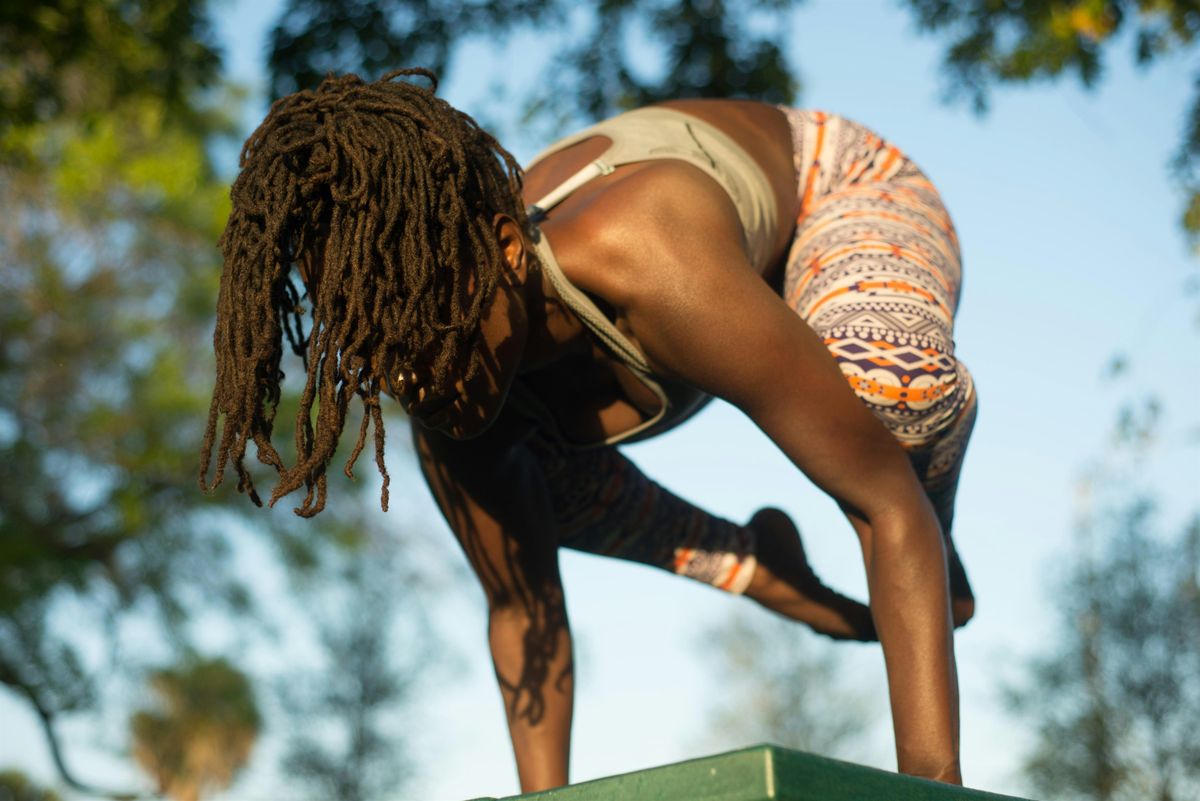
[{"x1": 527, "y1": 108, "x2": 734, "y2": 220}]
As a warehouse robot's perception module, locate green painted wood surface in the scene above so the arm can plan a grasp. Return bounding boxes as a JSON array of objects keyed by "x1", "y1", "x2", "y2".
[{"x1": 465, "y1": 745, "x2": 1035, "y2": 801}]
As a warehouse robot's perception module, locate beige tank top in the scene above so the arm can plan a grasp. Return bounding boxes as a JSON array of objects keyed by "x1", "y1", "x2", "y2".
[{"x1": 517, "y1": 106, "x2": 779, "y2": 447}]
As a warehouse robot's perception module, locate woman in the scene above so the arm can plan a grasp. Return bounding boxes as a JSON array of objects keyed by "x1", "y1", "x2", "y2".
[{"x1": 201, "y1": 68, "x2": 977, "y2": 791}]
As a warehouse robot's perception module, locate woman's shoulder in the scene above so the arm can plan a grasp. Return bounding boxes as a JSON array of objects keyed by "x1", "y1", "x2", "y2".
[{"x1": 538, "y1": 160, "x2": 748, "y2": 307}]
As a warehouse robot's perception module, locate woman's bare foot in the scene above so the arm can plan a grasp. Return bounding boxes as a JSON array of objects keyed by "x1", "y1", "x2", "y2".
[{"x1": 743, "y1": 507, "x2": 878, "y2": 642}]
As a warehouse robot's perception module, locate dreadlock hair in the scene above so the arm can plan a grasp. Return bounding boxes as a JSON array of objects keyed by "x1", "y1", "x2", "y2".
[{"x1": 200, "y1": 68, "x2": 530, "y2": 517}]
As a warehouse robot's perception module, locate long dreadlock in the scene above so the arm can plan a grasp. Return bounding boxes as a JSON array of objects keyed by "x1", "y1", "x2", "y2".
[{"x1": 200, "y1": 68, "x2": 529, "y2": 517}]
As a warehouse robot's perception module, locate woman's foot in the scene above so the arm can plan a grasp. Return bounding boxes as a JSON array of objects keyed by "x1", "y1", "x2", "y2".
[
  {"x1": 946, "y1": 544, "x2": 976, "y2": 628},
  {"x1": 743, "y1": 507, "x2": 878, "y2": 642},
  {"x1": 952, "y1": 595, "x2": 974, "y2": 629}
]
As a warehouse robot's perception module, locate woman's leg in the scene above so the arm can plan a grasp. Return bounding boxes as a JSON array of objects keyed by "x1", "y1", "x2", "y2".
[
  {"x1": 529, "y1": 430, "x2": 877, "y2": 640},
  {"x1": 780, "y1": 111, "x2": 978, "y2": 625}
]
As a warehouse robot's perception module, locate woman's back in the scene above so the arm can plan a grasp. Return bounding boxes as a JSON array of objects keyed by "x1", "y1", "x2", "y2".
[{"x1": 522, "y1": 99, "x2": 801, "y2": 285}]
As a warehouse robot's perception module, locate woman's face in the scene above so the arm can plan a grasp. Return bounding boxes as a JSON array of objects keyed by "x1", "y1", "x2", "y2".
[{"x1": 401, "y1": 279, "x2": 528, "y2": 440}]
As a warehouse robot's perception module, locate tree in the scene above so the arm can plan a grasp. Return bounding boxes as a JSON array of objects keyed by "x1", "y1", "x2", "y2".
[
  {"x1": 267, "y1": 0, "x2": 800, "y2": 128},
  {"x1": 0, "y1": 771, "x2": 63, "y2": 801},
  {"x1": 0, "y1": 15, "x2": 245, "y2": 788},
  {"x1": 1010, "y1": 377, "x2": 1199, "y2": 801},
  {"x1": 900, "y1": 1, "x2": 1200, "y2": 240},
  {"x1": 0, "y1": 0, "x2": 220, "y2": 131},
  {"x1": 0, "y1": 3, "x2": 427, "y2": 795},
  {"x1": 697, "y1": 609, "x2": 877, "y2": 761},
  {"x1": 279, "y1": 543, "x2": 428, "y2": 801},
  {"x1": 130, "y1": 659, "x2": 262, "y2": 801},
  {"x1": 1008, "y1": 501, "x2": 1200, "y2": 801}
]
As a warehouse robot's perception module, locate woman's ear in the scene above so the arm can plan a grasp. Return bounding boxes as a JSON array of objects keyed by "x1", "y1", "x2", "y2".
[{"x1": 492, "y1": 213, "x2": 529, "y2": 287}]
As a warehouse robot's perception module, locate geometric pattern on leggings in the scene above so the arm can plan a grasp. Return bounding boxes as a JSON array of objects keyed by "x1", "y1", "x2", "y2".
[{"x1": 779, "y1": 108, "x2": 977, "y2": 529}]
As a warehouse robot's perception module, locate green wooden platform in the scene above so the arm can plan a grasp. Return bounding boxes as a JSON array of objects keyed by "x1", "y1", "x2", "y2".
[{"x1": 467, "y1": 745, "x2": 1034, "y2": 801}]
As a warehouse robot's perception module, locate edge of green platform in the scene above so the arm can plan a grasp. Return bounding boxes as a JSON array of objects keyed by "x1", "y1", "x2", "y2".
[
  {"x1": 466, "y1": 744, "x2": 1036, "y2": 801},
  {"x1": 493, "y1": 746, "x2": 776, "y2": 801},
  {"x1": 768, "y1": 746, "x2": 1031, "y2": 801}
]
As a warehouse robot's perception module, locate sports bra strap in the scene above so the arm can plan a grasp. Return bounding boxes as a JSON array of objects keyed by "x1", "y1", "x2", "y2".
[
  {"x1": 522, "y1": 106, "x2": 777, "y2": 271},
  {"x1": 527, "y1": 160, "x2": 614, "y2": 222}
]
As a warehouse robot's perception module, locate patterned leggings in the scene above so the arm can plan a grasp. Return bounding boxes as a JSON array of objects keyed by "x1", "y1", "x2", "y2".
[{"x1": 535, "y1": 109, "x2": 977, "y2": 593}]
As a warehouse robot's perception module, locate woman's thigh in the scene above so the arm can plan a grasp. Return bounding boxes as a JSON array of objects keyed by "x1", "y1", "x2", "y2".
[{"x1": 780, "y1": 110, "x2": 977, "y2": 533}]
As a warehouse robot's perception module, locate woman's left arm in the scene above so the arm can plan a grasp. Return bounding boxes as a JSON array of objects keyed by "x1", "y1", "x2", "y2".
[{"x1": 610, "y1": 170, "x2": 961, "y2": 782}]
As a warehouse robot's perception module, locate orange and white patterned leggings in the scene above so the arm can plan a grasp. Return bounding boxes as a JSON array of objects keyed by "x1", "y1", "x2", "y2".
[
  {"x1": 535, "y1": 109, "x2": 976, "y2": 592},
  {"x1": 780, "y1": 108, "x2": 976, "y2": 536}
]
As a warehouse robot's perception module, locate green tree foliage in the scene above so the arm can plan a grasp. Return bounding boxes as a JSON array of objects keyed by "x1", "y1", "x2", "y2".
[
  {"x1": 0, "y1": 0, "x2": 220, "y2": 130},
  {"x1": 130, "y1": 658, "x2": 262, "y2": 801},
  {"x1": 268, "y1": 0, "x2": 538, "y2": 98},
  {"x1": 1008, "y1": 503, "x2": 1200, "y2": 801},
  {"x1": 698, "y1": 609, "x2": 876, "y2": 760},
  {"x1": 0, "y1": 15, "x2": 244, "y2": 789},
  {"x1": 0, "y1": 771, "x2": 63, "y2": 801},
  {"x1": 901, "y1": 0, "x2": 1200, "y2": 238},
  {"x1": 901, "y1": 0, "x2": 1198, "y2": 107},
  {"x1": 0, "y1": 2, "x2": 423, "y2": 795},
  {"x1": 267, "y1": 0, "x2": 800, "y2": 126}
]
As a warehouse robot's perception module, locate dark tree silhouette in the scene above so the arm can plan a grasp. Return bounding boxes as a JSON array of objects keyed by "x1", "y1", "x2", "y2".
[{"x1": 1009, "y1": 500, "x2": 1200, "y2": 801}]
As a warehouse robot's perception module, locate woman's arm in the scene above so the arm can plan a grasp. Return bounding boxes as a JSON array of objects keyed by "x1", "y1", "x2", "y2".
[
  {"x1": 411, "y1": 411, "x2": 574, "y2": 792},
  {"x1": 608, "y1": 167, "x2": 961, "y2": 782}
]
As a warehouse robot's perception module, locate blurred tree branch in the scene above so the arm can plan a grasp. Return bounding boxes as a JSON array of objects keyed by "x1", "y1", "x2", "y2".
[
  {"x1": 266, "y1": 0, "x2": 802, "y2": 130},
  {"x1": 279, "y1": 542, "x2": 429, "y2": 801},
  {"x1": 901, "y1": 0, "x2": 1200, "y2": 244},
  {"x1": 1008, "y1": 324, "x2": 1200, "y2": 800}
]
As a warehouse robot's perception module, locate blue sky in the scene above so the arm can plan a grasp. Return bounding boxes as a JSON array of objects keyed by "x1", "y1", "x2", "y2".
[{"x1": 3, "y1": 2, "x2": 1198, "y2": 800}]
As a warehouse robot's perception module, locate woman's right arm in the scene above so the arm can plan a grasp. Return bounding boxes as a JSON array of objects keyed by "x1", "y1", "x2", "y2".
[
  {"x1": 411, "y1": 411, "x2": 574, "y2": 793},
  {"x1": 603, "y1": 168, "x2": 961, "y2": 783}
]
